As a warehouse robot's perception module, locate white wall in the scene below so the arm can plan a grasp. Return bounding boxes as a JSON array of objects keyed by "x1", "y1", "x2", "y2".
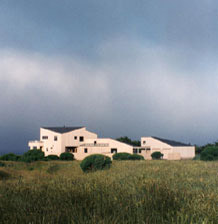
[
  {"x1": 74, "y1": 138, "x2": 133, "y2": 160},
  {"x1": 173, "y1": 146, "x2": 195, "y2": 159},
  {"x1": 40, "y1": 128, "x2": 62, "y2": 156}
]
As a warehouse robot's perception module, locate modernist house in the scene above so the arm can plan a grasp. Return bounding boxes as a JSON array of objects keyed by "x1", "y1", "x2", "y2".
[
  {"x1": 141, "y1": 136, "x2": 195, "y2": 160},
  {"x1": 28, "y1": 126, "x2": 195, "y2": 160}
]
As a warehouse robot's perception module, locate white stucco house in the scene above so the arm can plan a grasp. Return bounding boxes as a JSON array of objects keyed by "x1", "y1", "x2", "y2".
[
  {"x1": 141, "y1": 136, "x2": 195, "y2": 160},
  {"x1": 28, "y1": 126, "x2": 195, "y2": 160}
]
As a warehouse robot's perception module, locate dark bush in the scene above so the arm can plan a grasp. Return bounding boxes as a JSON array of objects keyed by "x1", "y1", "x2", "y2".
[
  {"x1": 0, "y1": 162, "x2": 5, "y2": 167},
  {"x1": 151, "y1": 151, "x2": 163, "y2": 160},
  {"x1": 0, "y1": 170, "x2": 11, "y2": 180},
  {"x1": 20, "y1": 149, "x2": 45, "y2": 163},
  {"x1": 129, "y1": 154, "x2": 145, "y2": 160},
  {"x1": 0, "y1": 153, "x2": 20, "y2": 161},
  {"x1": 80, "y1": 154, "x2": 112, "y2": 172},
  {"x1": 200, "y1": 146, "x2": 218, "y2": 161},
  {"x1": 60, "y1": 152, "x2": 74, "y2": 161},
  {"x1": 112, "y1": 152, "x2": 132, "y2": 160},
  {"x1": 46, "y1": 155, "x2": 59, "y2": 160}
]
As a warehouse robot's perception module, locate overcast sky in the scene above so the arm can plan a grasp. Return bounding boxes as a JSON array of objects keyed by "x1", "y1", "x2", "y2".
[{"x1": 0, "y1": 0, "x2": 218, "y2": 154}]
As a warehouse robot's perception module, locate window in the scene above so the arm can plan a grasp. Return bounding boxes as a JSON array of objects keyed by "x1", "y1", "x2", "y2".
[
  {"x1": 143, "y1": 141, "x2": 146, "y2": 144},
  {"x1": 54, "y1": 136, "x2": 58, "y2": 141},
  {"x1": 33, "y1": 146, "x2": 37, "y2": 150},
  {"x1": 111, "y1": 148, "x2": 117, "y2": 154},
  {"x1": 46, "y1": 148, "x2": 48, "y2": 152},
  {"x1": 139, "y1": 149, "x2": 142, "y2": 153},
  {"x1": 66, "y1": 147, "x2": 77, "y2": 153},
  {"x1": 84, "y1": 148, "x2": 88, "y2": 153},
  {"x1": 146, "y1": 148, "x2": 151, "y2": 151},
  {"x1": 133, "y1": 148, "x2": 138, "y2": 154},
  {"x1": 74, "y1": 136, "x2": 77, "y2": 140},
  {"x1": 94, "y1": 141, "x2": 97, "y2": 145},
  {"x1": 42, "y1": 136, "x2": 48, "y2": 140},
  {"x1": 79, "y1": 136, "x2": 84, "y2": 142}
]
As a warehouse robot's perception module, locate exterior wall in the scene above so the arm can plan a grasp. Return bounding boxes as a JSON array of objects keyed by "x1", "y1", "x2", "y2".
[
  {"x1": 61, "y1": 128, "x2": 97, "y2": 154},
  {"x1": 74, "y1": 138, "x2": 133, "y2": 160},
  {"x1": 28, "y1": 141, "x2": 44, "y2": 150},
  {"x1": 40, "y1": 128, "x2": 62, "y2": 156},
  {"x1": 167, "y1": 153, "x2": 181, "y2": 160},
  {"x1": 141, "y1": 137, "x2": 195, "y2": 160},
  {"x1": 173, "y1": 146, "x2": 195, "y2": 159},
  {"x1": 141, "y1": 137, "x2": 173, "y2": 159}
]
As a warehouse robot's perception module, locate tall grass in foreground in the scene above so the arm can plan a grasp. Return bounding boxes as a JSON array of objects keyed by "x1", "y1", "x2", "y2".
[{"x1": 0, "y1": 160, "x2": 218, "y2": 223}]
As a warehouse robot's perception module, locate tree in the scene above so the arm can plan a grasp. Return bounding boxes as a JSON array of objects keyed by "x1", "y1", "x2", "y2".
[
  {"x1": 151, "y1": 152, "x2": 163, "y2": 160},
  {"x1": 20, "y1": 149, "x2": 45, "y2": 162},
  {"x1": 200, "y1": 145, "x2": 218, "y2": 161},
  {"x1": 116, "y1": 136, "x2": 140, "y2": 146}
]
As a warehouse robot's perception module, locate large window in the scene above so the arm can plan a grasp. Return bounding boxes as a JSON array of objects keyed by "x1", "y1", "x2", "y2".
[
  {"x1": 111, "y1": 148, "x2": 117, "y2": 154},
  {"x1": 79, "y1": 136, "x2": 84, "y2": 142},
  {"x1": 42, "y1": 136, "x2": 48, "y2": 140},
  {"x1": 133, "y1": 148, "x2": 138, "y2": 154},
  {"x1": 66, "y1": 147, "x2": 77, "y2": 153}
]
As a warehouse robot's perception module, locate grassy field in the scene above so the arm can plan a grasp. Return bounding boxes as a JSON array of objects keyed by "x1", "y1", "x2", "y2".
[{"x1": 0, "y1": 160, "x2": 218, "y2": 224}]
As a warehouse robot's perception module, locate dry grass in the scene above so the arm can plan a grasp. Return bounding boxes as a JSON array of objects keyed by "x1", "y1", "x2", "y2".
[{"x1": 0, "y1": 160, "x2": 218, "y2": 223}]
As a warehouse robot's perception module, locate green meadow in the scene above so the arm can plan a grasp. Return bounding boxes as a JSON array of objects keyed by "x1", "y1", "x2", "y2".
[{"x1": 0, "y1": 160, "x2": 218, "y2": 224}]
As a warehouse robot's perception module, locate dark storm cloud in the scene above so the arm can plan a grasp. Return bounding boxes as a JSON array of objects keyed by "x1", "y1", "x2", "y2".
[{"x1": 0, "y1": 0, "x2": 218, "y2": 154}]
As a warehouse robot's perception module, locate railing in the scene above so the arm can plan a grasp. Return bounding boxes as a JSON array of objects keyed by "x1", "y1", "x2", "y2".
[
  {"x1": 80, "y1": 143, "x2": 109, "y2": 147},
  {"x1": 28, "y1": 141, "x2": 43, "y2": 144}
]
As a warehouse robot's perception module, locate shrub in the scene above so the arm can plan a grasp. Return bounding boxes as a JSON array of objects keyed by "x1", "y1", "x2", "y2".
[
  {"x1": 60, "y1": 152, "x2": 74, "y2": 161},
  {"x1": 0, "y1": 153, "x2": 20, "y2": 161},
  {"x1": 46, "y1": 155, "x2": 59, "y2": 160},
  {"x1": 112, "y1": 152, "x2": 132, "y2": 160},
  {"x1": 20, "y1": 149, "x2": 45, "y2": 163},
  {"x1": 0, "y1": 170, "x2": 11, "y2": 180},
  {"x1": 0, "y1": 162, "x2": 5, "y2": 167},
  {"x1": 129, "y1": 154, "x2": 144, "y2": 160},
  {"x1": 200, "y1": 146, "x2": 218, "y2": 161},
  {"x1": 151, "y1": 151, "x2": 163, "y2": 160},
  {"x1": 80, "y1": 154, "x2": 112, "y2": 172}
]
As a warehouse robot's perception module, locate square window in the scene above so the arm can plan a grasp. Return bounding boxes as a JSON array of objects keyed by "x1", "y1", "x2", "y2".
[
  {"x1": 79, "y1": 136, "x2": 84, "y2": 142},
  {"x1": 111, "y1": 148, "x2": 117, "y2": 154},
  {"x1": 143, "y1": 141, "x2": 146, "y2": 144}
]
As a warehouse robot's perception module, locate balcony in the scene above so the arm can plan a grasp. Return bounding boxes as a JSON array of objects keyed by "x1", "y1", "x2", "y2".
[{"x1": 80, "y1": 143, "x2": 109, "y2": 147}]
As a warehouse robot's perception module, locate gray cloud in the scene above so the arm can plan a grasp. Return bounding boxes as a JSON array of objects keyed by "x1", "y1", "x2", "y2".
[
  {"x1": 1, "y1": 37, "x2": 218, "y2": 154},
  {"x1": 0, "y1": 1, "x2": 218, "y2": 154}
]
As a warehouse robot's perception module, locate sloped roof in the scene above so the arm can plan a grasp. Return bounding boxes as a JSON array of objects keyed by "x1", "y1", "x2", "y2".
[
  {"x1": 152, "y1": 136, "x2": 191, "y2": 147},
  {"x1": 42, "y1": 127, "x2": 84, "y2": 134}
]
